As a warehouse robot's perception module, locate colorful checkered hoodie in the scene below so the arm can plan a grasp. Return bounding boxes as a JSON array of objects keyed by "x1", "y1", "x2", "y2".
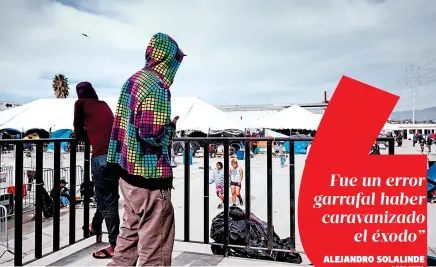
[{"x1": 107, "y1": 33, "x2": 185, "y2": 189}]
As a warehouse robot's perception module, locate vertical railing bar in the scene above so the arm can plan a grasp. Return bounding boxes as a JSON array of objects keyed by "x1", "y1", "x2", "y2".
[
  {"x1": 266, "y1": 140, "x2": 273, "y2": 251},
  {"x1": 35, "y1": 142, "x2": 43, "y2": 259},
  {"x1": 83, "y1": 141, "x2": 90, "y2": 238},
  {"x1": 223, "y1": 140, "x2": 230, "y2": 257},
  {"x1": 14, "y1": 142, "x2": 23, "y2": 267},
  {"x1": 53, "y1": 141, "x2": 61, "y2": 251},
  {"x1": 69, "y1": 140, "x2": 77, "y2": 244},
  {"x1": 388, "y1": 138, "x2": 395, "y2": 155},
  {"x1": 244, "y1": 140, "x2": 251, "y2": 247},
  {"x1": 184, "y1": 141, "x2": 190, "y2": 242},
  {"x1": 289, "y1": 141, "x2": 296, "y2": 249},
  {"x1": 203, "y1": 141, "x2": 210, "y2": 244}
]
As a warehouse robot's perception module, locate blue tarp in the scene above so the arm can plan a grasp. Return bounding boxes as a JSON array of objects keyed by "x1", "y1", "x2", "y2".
[
  {"x1": 294, "y1": 141, "x2": 310, "y2": 155},
  {"x1": 428, "y1": 164, "x2": 436, "y2": 192},
  {"x1": 46, "y1": 129, "x2": 72, "y2": 152},
  {"x1": 277, "y1": 141, "x2": 310, "y2": 155}
]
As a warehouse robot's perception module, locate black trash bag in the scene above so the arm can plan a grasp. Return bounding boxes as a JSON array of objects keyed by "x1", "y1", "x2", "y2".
[{"x1": 210, "y1": 206, "x2": 302, "y2": 264}]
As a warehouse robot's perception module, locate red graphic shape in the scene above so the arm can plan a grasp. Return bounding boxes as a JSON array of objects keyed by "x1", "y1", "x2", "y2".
[{"x1": 299, "y1": 76, "x2": 427, "y2": 266}]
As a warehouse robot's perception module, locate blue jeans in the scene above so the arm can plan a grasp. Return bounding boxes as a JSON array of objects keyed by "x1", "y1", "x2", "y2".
[
  {"x1": 280, "y1": 155, "x2": 286, "y2": 165},
  {"x1": 91, "y1": 154, "x2": 120, "y2": 248}
]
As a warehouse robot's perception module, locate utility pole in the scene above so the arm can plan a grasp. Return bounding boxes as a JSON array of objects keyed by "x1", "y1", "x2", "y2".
[{"x1": 405, "y1": 64, "x2": 420, "y2": 124}]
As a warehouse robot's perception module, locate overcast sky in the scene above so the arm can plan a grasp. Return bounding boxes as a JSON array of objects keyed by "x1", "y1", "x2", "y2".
[{"x1": 0, "y1": 0, "x2": 435, "y2": 111}]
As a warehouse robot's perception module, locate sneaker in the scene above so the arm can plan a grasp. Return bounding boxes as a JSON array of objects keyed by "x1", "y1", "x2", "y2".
[
  {"x1": 217, "y1": 203, "x2": 223, "y2": 209},
  {"x1": 239, "y1": 198, "x2": 244, "y2": 206}
]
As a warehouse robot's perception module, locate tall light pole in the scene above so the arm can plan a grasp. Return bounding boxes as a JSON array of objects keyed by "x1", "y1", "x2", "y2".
[
  {"x1": 411, "y1": 87, "x2": 417, "y2": 124},
  {"x1": 406, "y1": 64, "x2": 420, "y2": 124}
]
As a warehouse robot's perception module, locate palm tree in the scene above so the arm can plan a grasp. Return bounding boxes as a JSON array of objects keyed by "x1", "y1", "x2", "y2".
[{"x1": 52, "y1": 74, "x2": 70, "y2": 98}]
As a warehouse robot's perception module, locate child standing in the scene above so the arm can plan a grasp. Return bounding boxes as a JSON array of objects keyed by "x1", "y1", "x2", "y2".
[
  {"x1": 279, "y1": 142, "x2": 287, "y2": 167},
  {"x1": 230, "y1": 159, "x2": 244, "y2": 206},
  {"x1": 209, "y1": 162, "x2": 225, "y2": 209}
]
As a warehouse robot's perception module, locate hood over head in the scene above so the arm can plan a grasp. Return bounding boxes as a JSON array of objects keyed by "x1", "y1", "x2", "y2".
[
  {"x1": 76, "y1": 82, "x2": 98, "y2": 100},
  {"x1": 145, "y1": 33, "x2": 186, "y2": 88}
]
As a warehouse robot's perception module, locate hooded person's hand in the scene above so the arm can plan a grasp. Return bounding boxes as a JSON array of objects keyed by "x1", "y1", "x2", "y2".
[{"x1": 172, "y1": 116, "x2": 180, "y2": 124}]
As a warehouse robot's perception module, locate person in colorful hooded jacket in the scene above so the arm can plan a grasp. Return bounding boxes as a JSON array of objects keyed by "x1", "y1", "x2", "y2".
[
  {"x1": 73, "y1": 82, "x2": 120, "y2": 259},
  {"x1": 106, "y1": 33, "x2": 185, "y2": 267}
]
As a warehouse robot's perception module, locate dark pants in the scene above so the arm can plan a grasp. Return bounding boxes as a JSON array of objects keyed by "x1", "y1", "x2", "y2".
[{"x1": 91, "y1": 154, "x2": 120, "y2": 248}]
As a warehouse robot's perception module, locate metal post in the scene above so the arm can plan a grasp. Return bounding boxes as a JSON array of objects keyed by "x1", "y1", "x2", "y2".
[
  {"x1": 14, "y1": 142, "x2": 24, "y2": 267},
  {"x1": 203, "y1": 142, "x2": 209, "y2": 244},
  {"x1": 244, "y1": 141, "x2": 251, "y2": 246},
  {"x1": 289, "y1": 141, "x2": 296, "y2": 249},
  {"x1": 266, "y1": 140, "x2": 273, "y2": 251},
  {"x1": 83, "y1": 141, "x2": 90, "y2": 238},
  {"x1": 223, "y1": 140, "x2": 230, "y2": 256},
  {"x1": 388, "y1": 139, "x2": 395, "y2": 155},
  {"x1": 69, "y1": 140, "x2": 77, "y2": 244},
  {"x1": 53, "y1": 142, "x2": 61, "y2": 251},
  {"x1": 184, "y1": 141, "x2": 190, "y2": 242},
  {"x1": 35, "y1": 142, "x2": 43, "y2": 259}
]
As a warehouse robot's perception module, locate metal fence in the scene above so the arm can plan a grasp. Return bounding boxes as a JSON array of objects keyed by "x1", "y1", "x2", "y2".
[
  {"x1": 175, "y1": 136, "x2": 395, "y2": 257},
  {"x1": 0, "y1": 138, "x2": 92, "y2": 266},
  {"x1": 2, "y1": 136, "x2": 395, "y2": 266},
  {"x1": 0, "y1": 205, "x2": 10, "y2": 258},
  {"x1": 0, "y1": 164, "x2": 84, "y2": 215}
]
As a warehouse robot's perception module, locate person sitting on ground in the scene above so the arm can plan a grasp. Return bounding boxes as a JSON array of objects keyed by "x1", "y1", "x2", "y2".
[
  {"x1": 230, "y1": 159, "x2": 244, "y2": 206},
  {"x1": 209, "y1": 162, "x2": 225, "y2": 209},
  {"x1": 50, "y1": 179, "x2": 70, "y2": 208}
]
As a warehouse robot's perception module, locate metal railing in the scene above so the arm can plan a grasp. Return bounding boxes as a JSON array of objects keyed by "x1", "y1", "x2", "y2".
[
  {"x1": 0, "y1": 136, "x2": 395, "y2": 265},
  {"x1": 174, "y1": 136, "x2": 395, "y2": 257},
  {"x1": 0, "y1": 138, "x2": 91, "y2": 266}
]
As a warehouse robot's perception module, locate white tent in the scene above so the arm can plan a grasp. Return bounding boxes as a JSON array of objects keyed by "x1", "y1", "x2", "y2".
[
  {"x1": 256, "y1": 105, "x2": 321, "y2": 130},
  {"x1": 0, "y1": 99, "x2": 76, "y2": 132},
  {"x1": 50, "y1": 97, "x2": 119, "y2": 131},
  {"x1": 0, "y1": 101, "x2": 36, "y2": 127},
  {"x1": 0, "y1": 97, "x2": 245, "y2": 134},
  {"x1": 175, "y1": 97, "x2": 246, "y2": 133},
  {"x1": 226, "y1": 110, "x2": 278, "y2": 129},
  {"x1": 264, "y1": 129, "x2": 288, "y2": 138}
]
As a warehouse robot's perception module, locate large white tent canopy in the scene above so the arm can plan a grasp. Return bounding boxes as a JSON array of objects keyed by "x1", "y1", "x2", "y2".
[
  {"x1": 0, "y1": 99, "x2": 76, "y2": 132},
  {"x1": 175, "y1": 97, "x2": 246, "y2": 133},
  {"x1": 0, "y1": 97, "x2": 244, "y2": 134},
  {"x1": 256, "y1": 105, "x2": 321, "y2": 130}
]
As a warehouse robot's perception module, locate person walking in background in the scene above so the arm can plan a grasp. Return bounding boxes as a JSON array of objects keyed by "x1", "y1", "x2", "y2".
[
  {"x1": 396, "y1": 133, "x2": 403, "y2": 147},
  {"x1": 419, "y1": 134, "x2": 425, "y2": 153},
  {"x1": 413, "y1": 133, "x2": 418, "y2": 147},
  {"x1": 210, "y1": 162, "x2": 225, "y2": 209},
  {"x1": 73, "y1": 82, "x2": 120, "y2": 259},
  {"x1": 106, "y1": 33, "x2": 185, "y2": 266},
  {"x1": 230, "y1": 159, "x2": 244, "y2": 206},
  {"x1": 278, "y1": 141, "x2": 287, "y2": 167}
]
